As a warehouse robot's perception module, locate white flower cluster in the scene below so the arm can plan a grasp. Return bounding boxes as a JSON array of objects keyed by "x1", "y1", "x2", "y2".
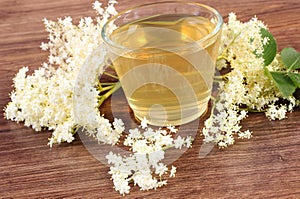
[
  {"x1": 4, "y1": 66, "x2": 76, "y2": 145},
  {"x1": 106, "y1": 120, "x2": 192, "y2": 195},
  {"x1": 4, "y1": 0, "x2": 118, "y2": 146},
  {"x1": 202, "y1": 13, "x2": 299, "y2": 148}
]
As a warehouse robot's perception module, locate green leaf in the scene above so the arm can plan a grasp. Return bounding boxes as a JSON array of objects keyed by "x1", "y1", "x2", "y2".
[
  {"x1": 281, "y1": 47, "x2": 300, "y2": 70},
  {"x1": 288, "y1": 72, "x2": 300, "y2": 88},
  {"x1": 270, "y1": 71, "x2": 296, "y2": 97},
  {"x1": 260, "y1": 28, "x2": 277, "y2": 66}
]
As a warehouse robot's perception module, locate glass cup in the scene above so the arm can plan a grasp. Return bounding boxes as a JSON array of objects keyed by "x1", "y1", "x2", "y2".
[{"x1": 101, "y1": 1, "x2": 223, "y2": 126}]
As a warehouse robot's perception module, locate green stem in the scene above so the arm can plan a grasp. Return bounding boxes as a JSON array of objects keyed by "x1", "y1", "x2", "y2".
[
  {"x1": 213, "y1": 75, "x2": 229, "y2": 82},
  {"x1": 72, "y1": 125, "x2": 80, "y2": 135},
  {"x1": 209, "y1": 96, "x2": 217, "y2": 117},
  {"x1": 162, "y1": 144, "x2": 175, "y2": 151},
  {"x1": 217, "y1": 55, "x2": 228, "y2": 61},
  {"x1": 108, "y1": 65, "x2": 115, "y2": 70},
  {"x1": 227, "y1": 31, "x2": 242, "y2": 50},
  {"x1": 99, "y1": 85, "x2": 114, "y2": 92},
  {"x1": 214, "y1": 76, "x2": 224, "y2": 79},
  {"x1": 238, "y1": 107, "x2": 264, "y2": 113},
  {"x1": 104, "y1": 72, "x2": 119, "y2": 79},
  {"x1": 217, "y1": 31, "x2": 242, "y2": 62},
  {"x1": 263, "y1": 65, "x2": 272, "y2": 79},
  {"x1": 101, "y1": 82, "x2": 117, "y2": 86},
  {"x1": 98, "y1": 81, "x2": 121, "y2": 106}
]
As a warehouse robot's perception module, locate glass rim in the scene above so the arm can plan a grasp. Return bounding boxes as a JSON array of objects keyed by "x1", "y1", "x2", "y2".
[{"x1": 101, "y1": 1, "x2": 223, "y2": 51}]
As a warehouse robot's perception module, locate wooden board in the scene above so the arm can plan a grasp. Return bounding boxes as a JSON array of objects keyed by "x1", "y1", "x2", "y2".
[{"x1": 0, "y1": 0, "x2": 299, "y2": 198}]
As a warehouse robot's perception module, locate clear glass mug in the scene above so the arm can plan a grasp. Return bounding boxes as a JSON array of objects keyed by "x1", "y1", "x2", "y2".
[{"x1": 101, "y1": 1, "x2": 223, "y2": 126}]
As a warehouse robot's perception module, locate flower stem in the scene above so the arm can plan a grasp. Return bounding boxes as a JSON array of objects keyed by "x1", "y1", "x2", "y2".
[
  {"x1": 104, "y1": 71, "x2": 119, "y2": 79},
  {"x1": 217, "y1": 55, "x2": 228, "y2": 61},
  {"x1": 100, "y1": 85, "x2": 114, "y2": 92},
  {"x1": 101, "y1": 82, "x2": 117, "y2": 86},
  {"x1": 108, "y1": 65, "x2": 115, "y2": 70},
  {"x1": 209, "y1": 96, "x2": 217, "y2": 116},
  {"x1": 217, "y1": 31, "x2": 242, "y2": 62},
  {"x1": 98, "y1": 81, "x2": 121, "y2": 107}
]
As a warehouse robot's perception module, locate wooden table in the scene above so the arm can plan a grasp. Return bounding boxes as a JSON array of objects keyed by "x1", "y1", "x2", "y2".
[{"x1": 0, "y1": 0, "x2": 299, "y2": 198}]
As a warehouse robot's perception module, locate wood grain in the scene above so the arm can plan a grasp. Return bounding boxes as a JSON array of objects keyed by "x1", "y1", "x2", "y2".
[{"x1": 0, "y1": 0, "x2": 300, "y2": 198}]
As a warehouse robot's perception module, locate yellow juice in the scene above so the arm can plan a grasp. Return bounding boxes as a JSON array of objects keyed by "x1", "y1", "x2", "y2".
[{"x1": 109, "y1": 14, "x2": 220, "y2": 126}]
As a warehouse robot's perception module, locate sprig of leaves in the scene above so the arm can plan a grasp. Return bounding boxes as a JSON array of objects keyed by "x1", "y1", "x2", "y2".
[{"x1": 259, "y1": 28, "x2": 300, "y2": 98}]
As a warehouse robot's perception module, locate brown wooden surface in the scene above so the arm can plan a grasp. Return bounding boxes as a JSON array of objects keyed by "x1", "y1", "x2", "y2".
[{"x1": 1, "y1": 0, "x2": 300, "y2": 198}]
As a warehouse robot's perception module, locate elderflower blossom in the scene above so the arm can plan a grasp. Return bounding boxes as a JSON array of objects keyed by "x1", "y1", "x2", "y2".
[
  {"x1": 4, "y1": 1, "x2": 119, "y2": 146},
  {"x1": 203, "y1": 13, "x2": 299, "y2": 148},
  {"x1": 106, "y1": 123, "x2": 190, "y2": 195},
  {"x1": 265, "y1": 104, "x2": 287, "y2": 120}
]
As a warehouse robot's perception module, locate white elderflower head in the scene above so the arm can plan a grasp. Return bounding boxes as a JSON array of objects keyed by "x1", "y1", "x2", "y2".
[
  {"x1": 4, "y1": 1, "x2": 119, "y2": 146},
  {"x1": 202, "y1": 13, "x2": 297, "y2": 148},
  {"x1": 106, "y1": 124, "x2": 191, "y2": 195}
]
